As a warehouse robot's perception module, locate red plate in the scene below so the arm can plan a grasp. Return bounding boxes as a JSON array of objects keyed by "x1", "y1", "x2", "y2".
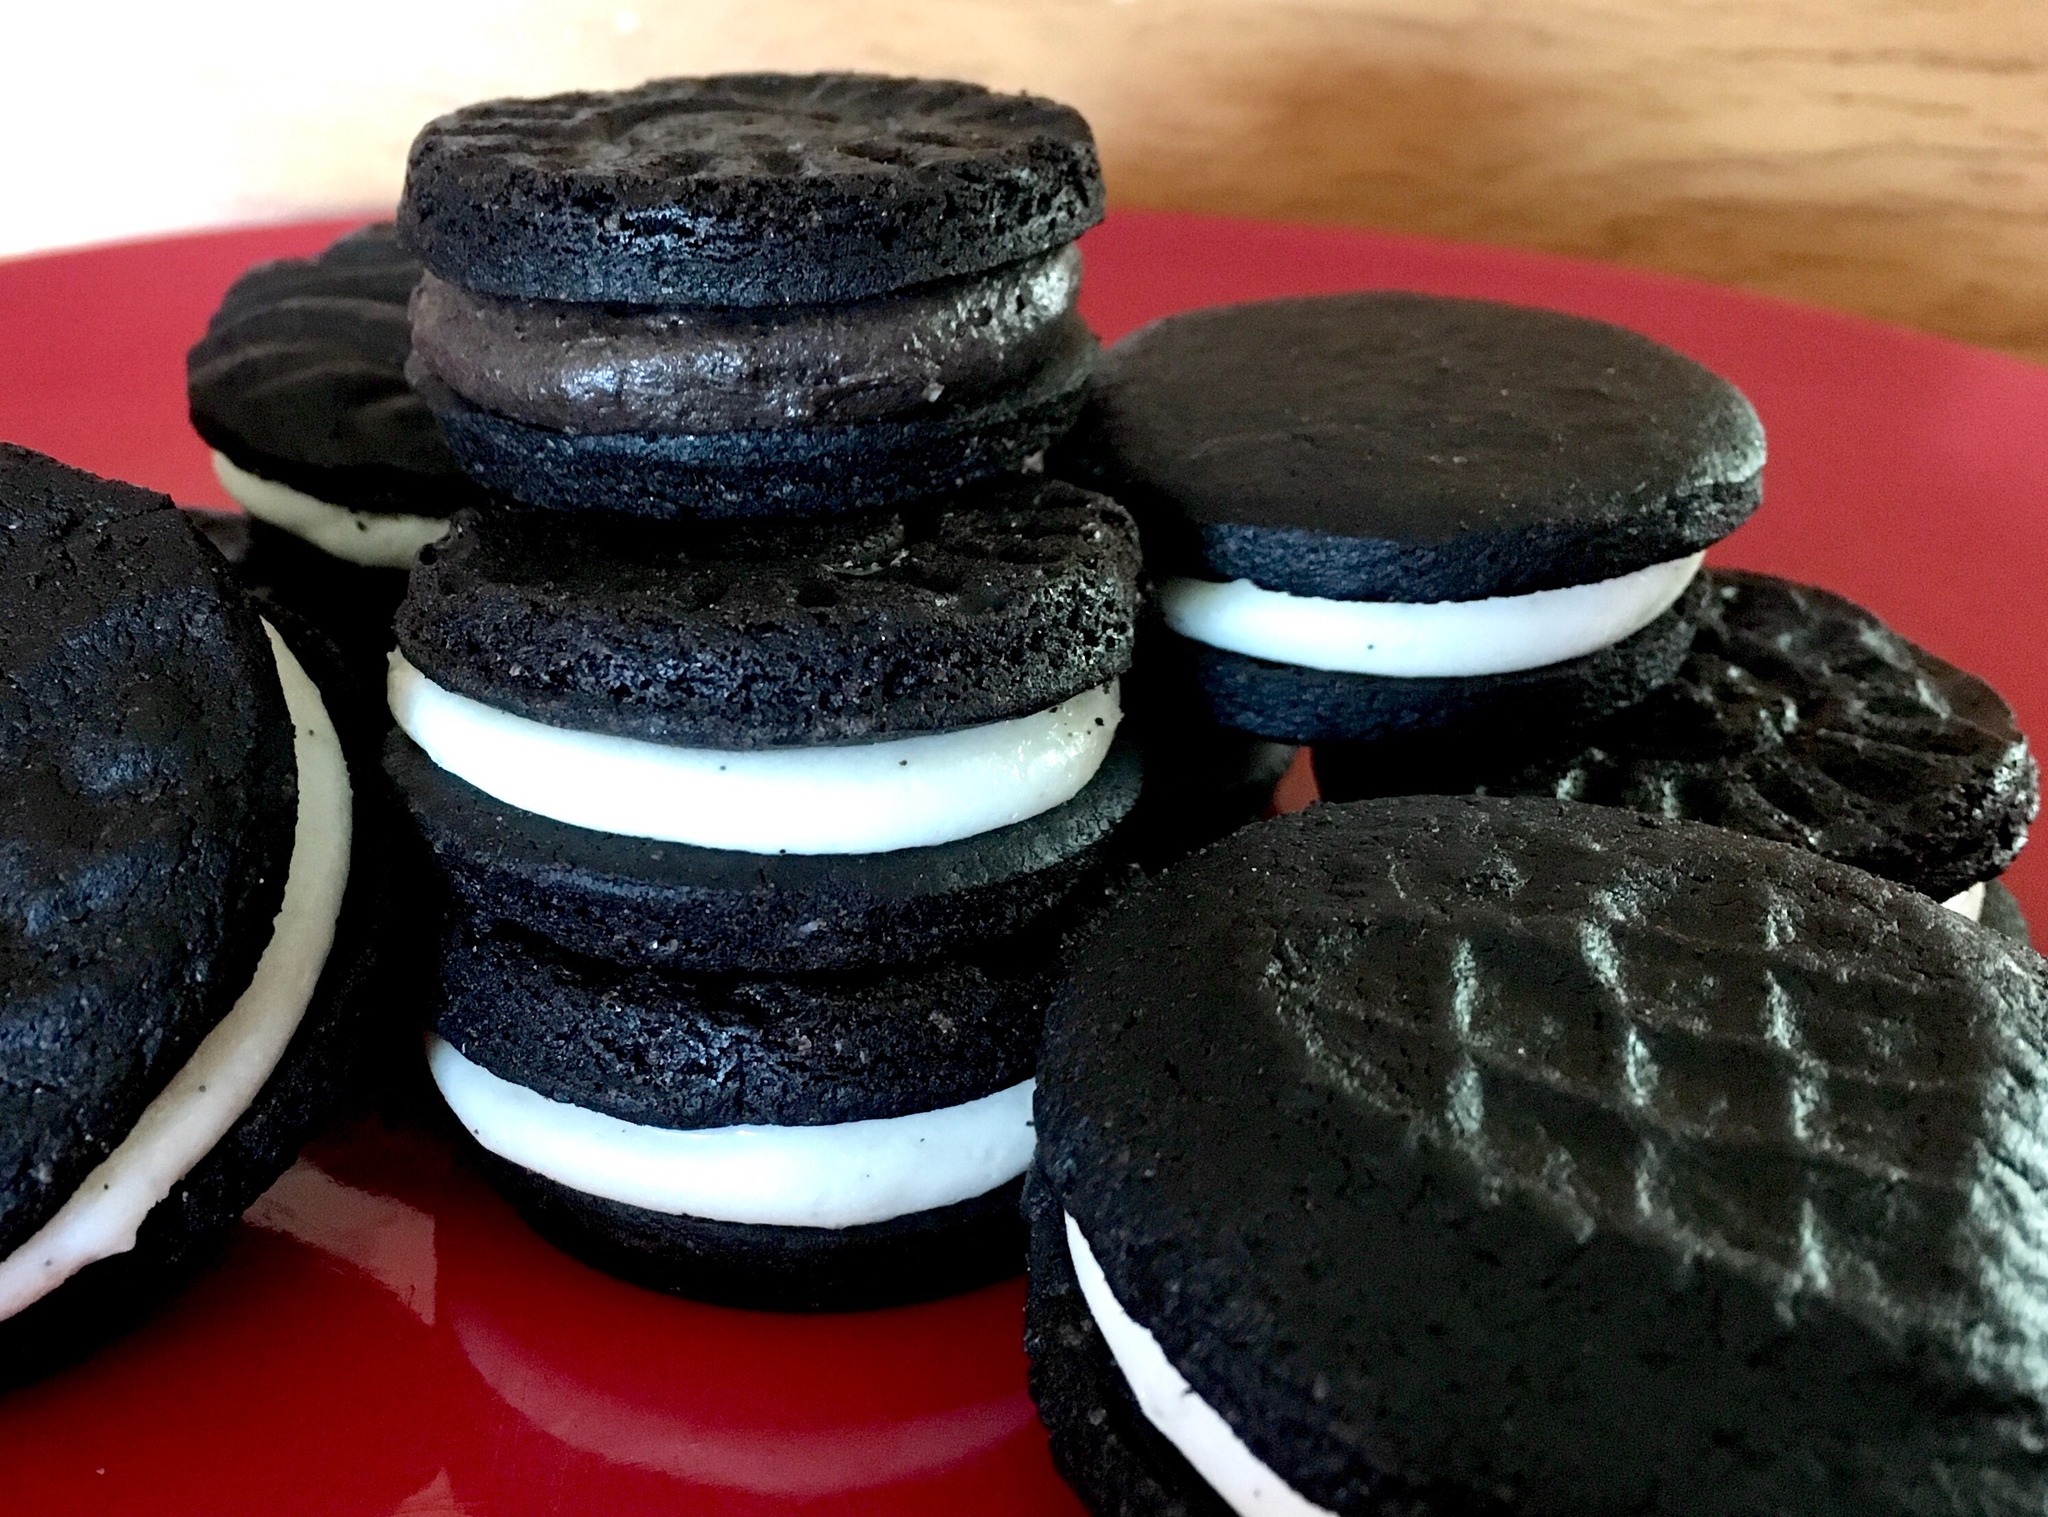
[{"x1": 0, "y1": 212, "x2": 2043, "y2": 1515}]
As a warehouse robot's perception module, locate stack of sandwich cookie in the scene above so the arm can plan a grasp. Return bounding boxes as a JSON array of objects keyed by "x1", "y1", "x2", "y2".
[
  {"x1": 1316, "y1": 569, "x2": 2040, "y2": 939},
  {"x1": 382, "y1": 72, "x2": 1136, "y2": 1304},
  {"x1": 187, "y1": 223, "x2": 484, "y2": 685},
  {"x1": 386, "y1": 478, "x2": 1143, "y2": 1306},
  {"x1": 1059, "y1": 292, "x2": 1765, "y2": 746},
  {"x1": 0, "y1": 444, "x2": 381, "y2": 1379},
  {"x1": 398, "y1": 74, "x2": 1104, "y2": 520},
  {"x1": 1030, "y1": 796, "x2": 2048, "y2": 1516}
]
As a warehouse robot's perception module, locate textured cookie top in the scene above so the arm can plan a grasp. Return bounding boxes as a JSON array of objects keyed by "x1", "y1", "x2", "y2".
[
  {"x1": 1061, "y1": 293, "x2": 1766, "y2": 600},
  {"x1": 187, "y1": 223, "x2": 486, "y2": 517},
  {"x1": 397, "y1": 74, "x2": 1105, "y2": 306},
  {"x1": 438, "y1": 926, "x2": 1048, "y2": 1127},
  {"x1": 1321, "y1": 571, "x2": 2039, "y2": 899},
  {"x1": 0, "y1": 446, "x2": 297, "y2": 1257},
  {"x1": 1039, "y1": 796, "x2": 2048, "y2": 1516},
  {"x1": 396, "y1": 479, "x2": 1143, "y2": 746}
]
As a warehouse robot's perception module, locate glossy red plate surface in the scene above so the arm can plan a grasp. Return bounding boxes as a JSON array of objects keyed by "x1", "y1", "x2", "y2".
[{"x1": 0, "y1": 211, "x2": 2044, "y2": 1514}]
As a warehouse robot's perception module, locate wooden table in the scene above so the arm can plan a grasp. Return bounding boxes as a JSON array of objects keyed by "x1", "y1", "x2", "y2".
[{"x1": 4, "y1": 0, "x2": 2045, "y2": 361}]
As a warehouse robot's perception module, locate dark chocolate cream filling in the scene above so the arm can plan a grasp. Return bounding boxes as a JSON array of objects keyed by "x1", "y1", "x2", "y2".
[{"x1": 408, "y1": 245, "x2": 1083, "y2": 434}]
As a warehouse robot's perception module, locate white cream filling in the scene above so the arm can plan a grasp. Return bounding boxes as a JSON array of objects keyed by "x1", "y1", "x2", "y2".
[
  {"x1": 212, "y1": 450, "x2": 450, "y2": 570},
  {"x1": 1162, "y1": 553, "x2": 1704, "y2": 678},
  {"x1": 1945, "y1": 882, "x2": 1988, "y2": 922},
  {"x1": 389, "y1": 653, "x2": 1120, "y2": 855},
  {"x1": 1066, "y1": 1214, "x2": 1333, "y2": 1517},
  {"x1": 428, "y1": 1037, "x2": 1035, "y2": 1229},
  {"x1": 0, "y1": 624, "x2": 352, "y2": 1322}
]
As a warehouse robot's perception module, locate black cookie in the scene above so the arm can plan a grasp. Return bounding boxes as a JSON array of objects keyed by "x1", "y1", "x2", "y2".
[
  {"x1": 408, "y1": 328, "x2": 1094, "y2": 522},
  {"x1": 187, "y1": 509, "x2": 404, "y2": 736},
  {"x1": 480, "y1": 1156, "x2": 1024, "y2": 1312},
  {"x1": 395, "y1": 480, "x2": 1141, "y2": 746},
  {"x1": 387, "y1": 730, "x2": 1141, "y2": 972},
  {"x1": 0, "y1": 612, "x2": 385, "y2": 1382},
  {"x1": 1037, "y1": 797, "x2": 2048, "y2": 1517},
  {"x1": 187, "y1": 223, "x2": 485, "y2": 519},
  {"x1": 0, "y1": 447, "x2": 298, "y2": 1258},
  {"x1": 1983, "y1": 880, "x2": 2032, "y2": 947},
  {"x1": 436, "y1": 924, "x2": 1047, "y2": 1129},
  {"x1": 1183, "y1": 574, "x2": 1705, "y2": 745},
  {"x1": 1058, "y1": 293, "x2": 1765, "y2": 601},
  {"x1": 1314, "y1": 571, "x2": 2040, "y2": 902},
  {"x1": 1026, "y1": 1165, "x2": 1291, "y2": 1517},
  {"x1": 398, "y1": 74, "x2": 1104, "y2": 307}
]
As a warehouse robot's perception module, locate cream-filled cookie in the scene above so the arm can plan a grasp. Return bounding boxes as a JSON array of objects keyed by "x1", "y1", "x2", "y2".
[
  {"x1": 0, "y1": 446, "x2": 383, "y2": 1379},
  {"x1": 1058, "y1": 292, "x2": 1766, "y2": 746},
  {"x1": 1029, "y1": 798, "x2": 2048, "y2": 1516}
]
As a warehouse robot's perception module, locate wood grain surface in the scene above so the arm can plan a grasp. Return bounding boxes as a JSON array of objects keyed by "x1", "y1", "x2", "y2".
[{"x1": 7, "y1": 1, "x2": 2045, "y2": 359}]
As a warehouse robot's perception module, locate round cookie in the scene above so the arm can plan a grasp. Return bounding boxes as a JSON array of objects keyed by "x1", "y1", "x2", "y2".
[
  {"x1": 188, "y1": 223, "x2": 484, "y2": 522},
  {"x1": 1035, "y1": 797, "x2": 2048, "y2": 1516},
  {"x1": 0, "y1": 446, "x2": 296, "y2": 1258},
  {"x1": 394, "y1": 479, "x2": 1141, "y2": 746},
  {"x1": 436, "y1": 925, "x2": 1045, "y2": 1130},
  {"x1": 1023, "y1": 1165, "x2": 1258, "y2": 1517},
  {"x1": 1061, "y1": 293, "x2": 1765, "y2": 602},
  {"x1": 429, "y1": 925, "x2": 1048, "y2": 1310},
  {"x1": 408, "y1": 328, "x2": 1095, "y2": 521},
  {"x1": 1315, "y1": 570, "x2": 2039, "y2": 903},
  {"x1": 187, "y1": 224, "x2": 481, "y2": 692},
  {"x1": 397, "y1": 74, "x2": 1105, "y2": 308},
  {"x1": 2, "y1": 609, "x2": 389, "y2": 1383},
  {"x1": 386, "y1": 729, "x2": 1142, "y2": 973},
  {"x1": 0, "y1": 450, "x2": 383, "y2": 1376},
  {"x1": 1055, "y1": 294, "x2": 1763, "y2": 748}
]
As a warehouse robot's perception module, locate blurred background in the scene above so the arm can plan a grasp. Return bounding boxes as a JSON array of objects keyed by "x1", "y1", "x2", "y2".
[{"x1": 6, "y1": 1, "x2": 2043, "y2": 359}]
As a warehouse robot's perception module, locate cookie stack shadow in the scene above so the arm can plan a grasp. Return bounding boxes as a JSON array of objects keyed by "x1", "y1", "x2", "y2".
[{"x1": 375, "y1": 75, "x2": 1149, "y2": 1310}]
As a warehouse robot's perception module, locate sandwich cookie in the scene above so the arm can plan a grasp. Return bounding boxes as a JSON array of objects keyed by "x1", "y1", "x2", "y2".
[
  {"x1": 398, "y1": 73, "x2": 1104, "y2": 519},
  {"x1": 431, "y1": 925, "x2": 1047, "y2": 1309},
  {"x1": 1058, "y1": 293, "x2": 1765, "y2": 744},
  {"x1": 1315, "y1": 570, "x2": 2039, "y2": 913},
  {"x1": 0, "y1": 446, "x2": 381, "y2": 1377},
  {"x1": 387, "y1": 731, "x2": 1140, "y2": 973},
  {"x1": 1031, "y1": 796, "x2": 2048, "y2": 1516},
  {"x1": 384, "y1": 480, "x2": 1142, "y2": 933},
  {"x1": 187, "y1": 224, "x2": 485, "y2": 680}
]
